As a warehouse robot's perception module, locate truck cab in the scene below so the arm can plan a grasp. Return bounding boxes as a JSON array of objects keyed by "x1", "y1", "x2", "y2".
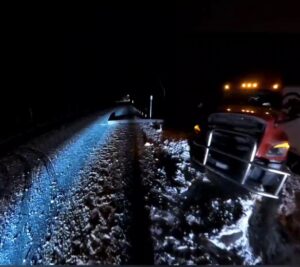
[{"x1": 190, "y1": 80, "x2": 295, "y2": 199}]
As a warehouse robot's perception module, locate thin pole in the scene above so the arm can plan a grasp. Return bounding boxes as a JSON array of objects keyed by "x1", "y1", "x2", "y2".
[{"x1": 149, "y1": 95, "x2": 153, "y2": 119}]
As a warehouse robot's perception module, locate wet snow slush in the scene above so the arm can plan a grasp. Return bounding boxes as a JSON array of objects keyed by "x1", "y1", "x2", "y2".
[{"x1": 0, "y1": 107, "x2": 299, "y2": 265}]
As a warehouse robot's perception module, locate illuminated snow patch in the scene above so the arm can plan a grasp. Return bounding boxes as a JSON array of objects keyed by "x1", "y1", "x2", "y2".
[
  {"x1": 209, "y1": 197, "x2": 261, "y2": 265},
  {"x1": 163, "y1": 140, "x2": 190, "y2": 161},
  {"x1": 0, "y1": 109, "x2": 126, "y2": 264}
]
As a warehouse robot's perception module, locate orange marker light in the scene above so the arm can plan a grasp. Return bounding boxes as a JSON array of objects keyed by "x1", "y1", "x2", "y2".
[
  {"x1": 274, "y1": 142, "x2": 290, "y2": 149},
  {"x1": 194, "y1": 124, "x2": 201, "y2": 134},
  {"x1": 224, "y1": 84, "x2": 230, "y2": 90}
]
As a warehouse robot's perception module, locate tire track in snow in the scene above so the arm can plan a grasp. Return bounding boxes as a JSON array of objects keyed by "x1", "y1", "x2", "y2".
[{"x1": 126, "y1": 123, "x2": 154, "y2": 264}]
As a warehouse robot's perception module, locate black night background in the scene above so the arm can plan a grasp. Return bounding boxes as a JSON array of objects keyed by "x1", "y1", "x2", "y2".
[
  {"x1": 1, "y1": 2, "x2": 300, "y2": 265},
  {"x1": 1, "y1": 1, "x2": 300, "y2": 145}
]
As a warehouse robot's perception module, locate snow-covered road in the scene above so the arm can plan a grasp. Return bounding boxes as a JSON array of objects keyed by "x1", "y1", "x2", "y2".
[
  {"x1": 0, "y1": 106, "x2": 299, "y2": 265},
  {"x1": 0, "y1": 106, "x2": 133, "y2": 264}
]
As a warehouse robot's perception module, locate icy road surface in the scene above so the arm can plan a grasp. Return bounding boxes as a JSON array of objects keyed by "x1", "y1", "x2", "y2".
[{"x1": 0, "y1": 108, "x2": 299, "y2": 265}]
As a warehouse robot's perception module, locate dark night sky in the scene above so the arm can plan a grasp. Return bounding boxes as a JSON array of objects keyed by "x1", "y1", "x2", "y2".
[{"x1": 1, "y1": 2, "x2": 300, "y2": 132}]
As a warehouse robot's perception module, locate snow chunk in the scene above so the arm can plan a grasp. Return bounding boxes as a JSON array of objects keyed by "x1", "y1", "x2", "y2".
[
  {"x1": 186, "y1": 214, "x2": 201, "y2": 226},
  {"x1": 209, "y1": 197, "x2": 260, "y2": 265}
]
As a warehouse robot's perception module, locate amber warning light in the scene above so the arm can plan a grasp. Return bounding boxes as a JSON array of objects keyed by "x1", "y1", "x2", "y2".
[
  {"x1": 241, "y1": 82, "x2": 259, "y2": 89},
  {"x1": 194, "y1": 124, "x2": 201, "y2": 134}
]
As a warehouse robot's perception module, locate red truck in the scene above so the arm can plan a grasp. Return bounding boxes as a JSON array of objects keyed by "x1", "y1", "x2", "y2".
[{"x1": 190, "y1": 79, "x2": 299, "y2": 199}]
